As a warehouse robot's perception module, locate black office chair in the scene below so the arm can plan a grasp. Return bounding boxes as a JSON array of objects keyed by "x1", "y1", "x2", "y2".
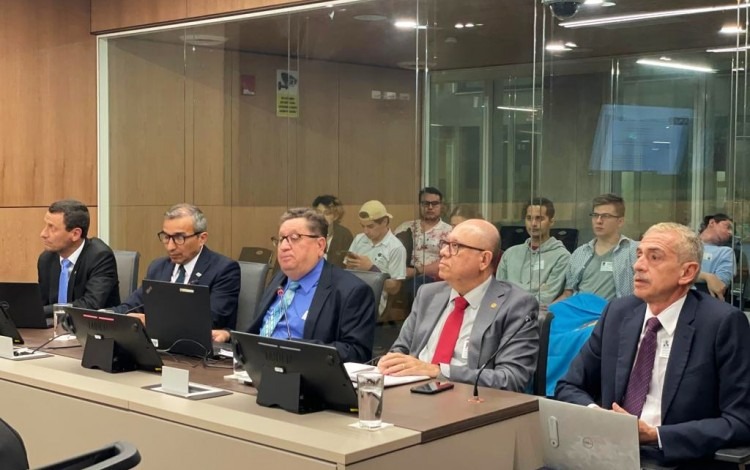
[
  {"x1": 550, "y1": 228, "x2": 579, "y2": 253},
  {"x1": 113, "y1": 250, "x2": 140, "y2": 302},
  {"x1": 348, "y1": 270, "x2": 390, "y2": 313},
  {"x1": 715, "y1": 447, "x2": 750, "y2": 469},
  {"x1": 497, "y1": 225, "x2": 527, "y2": 251},
  {"x1": 236, "y1": 261, "x2": 270, "y2": 332},
  {"x1": 0, "y1": 417, "x2": 28, "y2": 470},
  {"x1": 533, "y1": 309, "x2": 554, "y2": 397},
  {"x1": 238, "y1": 246, "x2": 273, "y2": 265}
]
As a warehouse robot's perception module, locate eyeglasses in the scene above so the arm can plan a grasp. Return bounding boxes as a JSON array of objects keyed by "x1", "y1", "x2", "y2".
[
  {"x1": 589, "y1": 212, "x2": 621, "y2": 221},
  {"x1": 157, "y1": 231, "x2": 203, "y2": 245},
  {"x1": 438, "y1": 239, "x2": 486, "y2": 256},
  {"x1": 420, "y1": 201, "x2": 441, "y2": 208},
  {"x1": 271, "y1": 233, "x2": 321, "y2": 246}
]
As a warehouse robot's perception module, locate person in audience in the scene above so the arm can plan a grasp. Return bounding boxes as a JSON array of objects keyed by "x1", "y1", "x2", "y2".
[
  {"x1": 312, "y1": 195, "x2": 353, "y2": 269},
  {"x1": 556, "y1": 222, "x2": 750, "y2": 465},
  {"x1": 449, "y1": 204, "x2": 483, "y2": 227},
  {"x1": 246, "y1": 208, "x2": 376, "y2": 363},
  {"x1": 345, "y1": 200, "x2": 407, "y2": 317},
  {"x1": 497, "y1": 197, "x2": 570, "y2": 306},
  {"x1": 556, "y1": 193, "x2": 637, "y2": 302},
  {"x1": 378, "y1": 219, "x2": 539, "y2": 392},
  {"x1": 38, "y1": 199, "x2": 120, "y2": 316},
  {"x1": 395, "y1": 187, "x2": 453, "y2": 293},
  {"x1": 696, "y1": 213, "x2": 735, "y2": 299},
  {"x1": 114, "y1": 203, "x2": 240, "y2": 342}
]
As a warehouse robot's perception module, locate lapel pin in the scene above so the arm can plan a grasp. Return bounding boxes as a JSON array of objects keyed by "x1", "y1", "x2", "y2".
[
  {"x1": 195, "y1": 272, "x2": 202, "y2": 278},
  {"x1": 490, "y1": 302, "x2": 497, "y2": 308}
]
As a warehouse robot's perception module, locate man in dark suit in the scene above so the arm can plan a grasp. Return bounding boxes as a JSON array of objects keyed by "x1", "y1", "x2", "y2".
[
  {"x1": 114, "y1": 204, "x2": 240, "y2": 342},
  {"x1": 378, "y1": 219, "x2": 539, "y2": 392},
  {"x1": 556, "y1": 222, "x2": 750, "y2": 465},
  {"x1": 38, "y1": 199, "x2": 119, "y2": 316},
  {"x1": 245, "y1": 207, "x2": 376, "y2": 364}
]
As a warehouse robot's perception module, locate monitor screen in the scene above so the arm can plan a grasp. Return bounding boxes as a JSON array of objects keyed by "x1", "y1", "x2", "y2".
[
  {"x1": 66, "y1": 307, "x2": 163, "y2": 373},
  {"x1": 589, "y1": 104, "x2": 692, "y2": 175},
  {"x1": 231, "y1": 331, "x2": 357, "y2": 414}
]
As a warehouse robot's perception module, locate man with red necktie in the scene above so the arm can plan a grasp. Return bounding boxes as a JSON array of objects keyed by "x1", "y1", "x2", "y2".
[
  {"x1": 556, "y1": 222, "x2": 750, "y2": 466},
  {"x1": 378, "y1": 219, "x2": 539, "y2": 392}
]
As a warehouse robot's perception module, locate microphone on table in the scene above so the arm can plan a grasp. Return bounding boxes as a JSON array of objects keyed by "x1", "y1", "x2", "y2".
[
  {"x1": 277, "y1": 286, "x2": 292, "y2": 340},
  {"x1": 470, "y1": 314, "x2": 534, "y2": 403}
]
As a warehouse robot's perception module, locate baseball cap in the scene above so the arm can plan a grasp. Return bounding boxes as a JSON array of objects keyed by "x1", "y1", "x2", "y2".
[{"x1": 358, "y1": 200, "x2": 392, "y2": 222}]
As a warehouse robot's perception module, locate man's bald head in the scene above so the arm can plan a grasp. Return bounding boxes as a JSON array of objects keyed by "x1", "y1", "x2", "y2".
[
  {"x1": 454, "y1": 219, "x2": 500, "y2": 255},
  {"x1": 438, "y1": 219, "x2": 499, "y2": 295}
]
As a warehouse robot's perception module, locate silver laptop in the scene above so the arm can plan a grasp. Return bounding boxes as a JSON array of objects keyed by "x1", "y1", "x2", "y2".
[{"x1": 538, "y1": 398, "x2": 640, "y2": 470}]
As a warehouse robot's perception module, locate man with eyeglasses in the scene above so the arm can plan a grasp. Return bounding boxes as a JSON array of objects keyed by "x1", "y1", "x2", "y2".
[
  {"x1": 114, "y1": 203, "x2": 240, "y2": 342},
  {"x1": 394, "y1": 187, "x2": 453, "y2": 294},
  {"x1": 245, "y1": 208, "x2": 376, "y2": 363},
  {"x1": 38, "y1": 199, "x2": 120, "y2": 316},
  {"x1": 378, "y1": 219, "x2": 539, "y2": 391},
  {"x1": 556, "y1": 193, "x2": 638, "y2": 303}
]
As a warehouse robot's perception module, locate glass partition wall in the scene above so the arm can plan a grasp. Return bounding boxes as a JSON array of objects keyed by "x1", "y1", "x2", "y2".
[{"x1": 99, "y1": 0, "x2": 750, "y2": 321}]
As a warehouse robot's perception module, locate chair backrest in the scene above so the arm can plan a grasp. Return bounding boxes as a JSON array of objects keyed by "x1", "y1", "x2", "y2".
[
  {"x1": 238, "y1": 246, "x2": 273, "y2": 265},
  {"x1": 550, "y1": 228, "x2": 579, "y2": 253},
  {"x1": 533, "y1": 309, "x2": 554, "y2": 397},
  {"x1": 37, "y1": 441, "x2": 141, "y2": 470},
  {"x1": 497, "y1": 225, "x2": 527, "y2": 251},
  {"x1": 348, "y1": 270, "x2": 389, "y2": 312},
  {"x1": 113, "y1": 250, "x2": 140, "y2": 302},
  {"x1": 0, "y1": 417, "x2": 28, "y2": 470},
  {"x1": 395, "y1": 229, "x2": 414, "y2": 266},
  {"x1": 236, "y1": 261, "x2": 270, "y2": 332}
]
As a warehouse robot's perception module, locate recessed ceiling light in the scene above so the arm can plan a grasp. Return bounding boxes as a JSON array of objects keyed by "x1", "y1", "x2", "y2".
[
  {"x1": 546, "y1": 43, "x2": 571, "y2": 52},
  {"x1": 602, "y1": 2, "x2": 616, "y2": 6},
  {"x1": 354, "y1": 14, "x2": 387, "y2": 22},
  {"x1": 660, "y1": 56, "x2": 672, "y2": 61},
  {"x1": 394, "y1": 19, "x2": 427, "y2": 29},
  {"x1": 584, "y1": 0, "x2": 604, "y2": 4},
  {"x1": 455, "y1": 23, "x2": 464, "y2": 29},
  {"x1": 465, "y1": 22, "x2": 475, "y2": 28},
  {"x1": 720, "y1": 25, "x2": 746, "y2": 34},
  {"x1": 637, "y1": 58, "x2": 716, "y2": 73},
  {"x1": 564, "y1": 42, "x2": 578, "y2": 48},
  {"x1": 707, "y1": 45, "x2": 750, "y2": 53},
  {"x1": 733, "y1": 67, "x2": 746, "y2": 72}
]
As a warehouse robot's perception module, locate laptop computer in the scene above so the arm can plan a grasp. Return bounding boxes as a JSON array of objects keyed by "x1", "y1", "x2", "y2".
[
  {"x1": 0, "y1": 302, "x2": 24, "y2": 344},
  {"x1": 0, "y1": 282, "x2": 51, "y2": 328},
  {"x1": 142, "y1": 279, "x2": 213, "y2": 358},
  {"x1": 538, "y1": 397, "x2": 641, "y2": 470}
]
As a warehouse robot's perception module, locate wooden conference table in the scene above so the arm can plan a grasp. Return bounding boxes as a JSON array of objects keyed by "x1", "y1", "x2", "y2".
[{"x1": 0, "y1": 329, "x2": 543, "y2": 469}]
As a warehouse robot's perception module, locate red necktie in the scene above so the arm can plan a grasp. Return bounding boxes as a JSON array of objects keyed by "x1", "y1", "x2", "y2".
[{"x1": 431, "y1": 296, "x2": 469, "y2": 365}]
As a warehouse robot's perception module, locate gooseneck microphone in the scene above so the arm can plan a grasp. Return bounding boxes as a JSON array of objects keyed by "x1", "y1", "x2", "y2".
[
  {"x1": 277, "y1": 286, "x2": 292, "y2": 340},
  {"x1": 470, "y1": 314, "x2": 534, "y2": 403}
]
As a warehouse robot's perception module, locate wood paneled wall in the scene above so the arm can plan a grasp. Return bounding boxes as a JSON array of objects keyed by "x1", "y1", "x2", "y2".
[
  {"x1": 0, "y1": 0, "x2": 96, "y2": 282},
  {"x1": 91, "y1": 0, "x2": 320, "y2": 33}
]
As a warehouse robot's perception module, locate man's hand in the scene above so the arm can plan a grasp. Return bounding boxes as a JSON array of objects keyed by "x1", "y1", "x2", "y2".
[
  {"x1": 699, "y1": 272, "x2": 726, "y2": 298},
  {"x1": 377, "y1": 352, "x2": 440, "y2": 378},
  {"x1": 345, "y1": 253, "x2": 373, "y2": 271},
  {"x1": 212, "y1": 329, "x2": 231, "y2": 343},
  {"x1": 612, "y1": 402, "x2": 658, "y2": 444},
  {"x1": 127, "y1": 313, "x2": 146, "y2": 325}
]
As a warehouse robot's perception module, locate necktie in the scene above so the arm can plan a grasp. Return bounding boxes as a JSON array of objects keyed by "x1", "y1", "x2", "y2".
[
  {"x1": 58, "y1": 259, "x2": 72, "y2": 303},
  {"x1": 260, "y1": 281, "x2": 301, "y2": 337},
  {"x1": 175, "y1": 265, "x2": 186, "y2": 284},
  {"x1": 622, "y1": 317, "x2": 662, "y2": 417},
  {"x1": 431, "y1": 296, "x2": 469, "y2": 365}
]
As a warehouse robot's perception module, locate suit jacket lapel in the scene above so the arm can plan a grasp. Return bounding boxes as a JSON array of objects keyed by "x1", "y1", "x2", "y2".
[
  {"x1": 615, "y1": 304, "x2": 646, "y2": 403},
  {"x1": 414, "y1": 286, "x2": 450, "y2": 355},
  {"x1": 661, "y1": 293, "x2": 696, "y2": 421},
  {"x1": 190, "y1": 247, "x2": 212, "y2": 284},
  {"x1": 467, "y1": 281, "x2": 505, "y2": 368},
  {"x1": 67, "y1": 239, "x2": 90, "y2": 299},
  {"x1": 303, "y1": 262, "x2": 332, "y2": 338}
]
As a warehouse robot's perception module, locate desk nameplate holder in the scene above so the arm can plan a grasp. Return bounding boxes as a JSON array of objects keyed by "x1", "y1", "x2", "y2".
[
  {"x1": 82, "y1": 334, "x2": 136, "y2": 373},
  {"x1": 143, "y1": 366, "x2": 231, "y2": 400},
  {"x1": 256, "y1": 365, "x2": 323, "y2": 414},
  {"x1": 0, "y1": 336, "x2": 51, "y2": 361}
]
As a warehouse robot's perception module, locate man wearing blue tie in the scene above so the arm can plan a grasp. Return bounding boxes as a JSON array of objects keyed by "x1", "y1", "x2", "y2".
[
  {"x1": 244, "y1": 208, "x2": 376, "y2": 363},
  {"x1": 114, "y1": 204, "x2": 240, "y2": 342},
  {"x1": 38, "y1": 200, "x2": 120, "y2": 316}
]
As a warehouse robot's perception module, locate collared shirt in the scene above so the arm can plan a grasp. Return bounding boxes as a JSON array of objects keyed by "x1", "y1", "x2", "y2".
[
  {"x1": 270, "y1": 258, "x2": 324, "y2": 339},
  {"x1": 638, "y1": 295, "x2": 685, "y2": 429},
  {"x1": 701, "y1": 243, "x2": 736, "y2": 287},
  {"x1": 418, "y1": 276, "x2": 493, "y2": 378},
  {"x1": 170, "y1": 246, "x2": 203, "y2": 284},
  {"x1": 395, "y1": 219, "x2": 453, "y2": 268},
  {"x1": 565, "y1": 235, "x2": 638, "y2": 298},
  {"x1": 60, "y1": 239, "x2": 86, "y2": 273},
  {"x1": 348, "y1": 230, "x2": 407, "y2": 315}
]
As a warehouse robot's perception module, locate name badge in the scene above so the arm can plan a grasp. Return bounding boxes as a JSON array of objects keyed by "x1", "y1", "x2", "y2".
[
  {"x1": 659, "y1": 339, "x2": 671, "y2": 359},
  {"x1": 301, "y1": 310, "x2": 309, "y2": 321},
  {"x1": 462, "y1": 339, "x2": 470, "y2": 359},
  {"x1": 600, "y1": 261, "x2": 614, "y2": 272},
  {"x1": 703, "y1": 253, "x2": 713, "y2": 261},
  {"x1": 533, "y1": 260, "x2": 545, "y2": 271}
]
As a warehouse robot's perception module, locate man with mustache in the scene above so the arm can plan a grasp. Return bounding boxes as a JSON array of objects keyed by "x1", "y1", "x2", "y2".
[{"x1": 556, "y1": 222, "x2": 750, "y2": 465}]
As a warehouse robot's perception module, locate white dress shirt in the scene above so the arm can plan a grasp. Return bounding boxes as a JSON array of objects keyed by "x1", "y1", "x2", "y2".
[
  {"x1": 60, "y1": 239, "x2": 86, "y2": 274},
  {"x1": 170, "y1": 246, "x2": 203, "y2": 284}
]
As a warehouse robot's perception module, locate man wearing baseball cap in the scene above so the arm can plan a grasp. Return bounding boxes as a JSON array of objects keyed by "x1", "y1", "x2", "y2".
[{"x1": 345, "y1": 200, "x2": 407, "y2": 316}]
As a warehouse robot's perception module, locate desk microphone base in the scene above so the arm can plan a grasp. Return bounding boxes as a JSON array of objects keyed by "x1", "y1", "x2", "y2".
[{"x1": 81, "y1": 335, "x2": 136, "y2": 373}]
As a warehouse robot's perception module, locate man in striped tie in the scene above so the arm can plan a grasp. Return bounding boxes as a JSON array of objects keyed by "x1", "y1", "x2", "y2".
[
  {"x1": 556, "y1": 223, "x2": 750, "y2": 465},
  {"x1": 378, "y1": 219, "x2": 539, "y2": 392}
]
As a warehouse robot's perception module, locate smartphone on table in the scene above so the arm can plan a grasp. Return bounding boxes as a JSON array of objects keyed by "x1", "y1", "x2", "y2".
[{"x1": 410, "y1": 381, "x2": 455, "y2": 394}]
